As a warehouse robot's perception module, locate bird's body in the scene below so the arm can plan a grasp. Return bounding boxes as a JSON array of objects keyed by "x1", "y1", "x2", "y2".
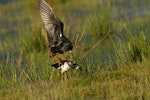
[
  {"x1": 51, "y1": 36, "x2": 73, "y2": 55},
  {"x1": 51, "y1": 60, "x2": 79, "y2": 74},
  {"x1": 51, "y1": 60, "x2": 79, "y2": 83},
  {"x1": 38, "y1": 0, "x2": 73, "y2": 56}
]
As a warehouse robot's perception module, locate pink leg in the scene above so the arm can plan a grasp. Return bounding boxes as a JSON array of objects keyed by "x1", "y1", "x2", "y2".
[
  {"x1": 50, "y1": 53, "x2": 62, "y2": 66},
  {"x1": 57, "y1": 54, "x2": 69, "y2": 61}
]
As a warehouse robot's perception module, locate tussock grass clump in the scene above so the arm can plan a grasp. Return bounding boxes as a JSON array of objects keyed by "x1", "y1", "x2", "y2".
[{"x1": 126, "y1": 28, "x2": 150, "y2": 63}]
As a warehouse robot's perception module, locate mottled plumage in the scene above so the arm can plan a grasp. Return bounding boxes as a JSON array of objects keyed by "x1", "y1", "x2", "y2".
[{"x1": 38, "y1": 0, "x2": 73, "y2": 55}]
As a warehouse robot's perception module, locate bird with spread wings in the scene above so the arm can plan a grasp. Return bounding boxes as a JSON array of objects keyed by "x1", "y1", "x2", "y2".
[{"x1": 38, "y1": 0, "x2": 73, "y2": 65}]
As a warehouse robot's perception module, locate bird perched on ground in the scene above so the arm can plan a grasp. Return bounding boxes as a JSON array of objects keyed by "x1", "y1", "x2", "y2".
[
  {"x1": 38, "y1": 0, "x2": 73, "y2": 65},
  {"x1": 51, "y1": 60, "x2": 79, "y2": 82}
]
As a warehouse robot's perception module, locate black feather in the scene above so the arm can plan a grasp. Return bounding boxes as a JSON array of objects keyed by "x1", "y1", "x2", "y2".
[
  {"x1": 51, "y1": 60, "x2": 68, "y2": 68},
  {"x1": 38, "y1": 0, "x2": 73, "y2": 55}
]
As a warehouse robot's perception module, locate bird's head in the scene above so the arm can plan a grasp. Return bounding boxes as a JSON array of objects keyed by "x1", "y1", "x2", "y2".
[{"x1": 66, "y1": 61, "x2": 79, "y2": 70}]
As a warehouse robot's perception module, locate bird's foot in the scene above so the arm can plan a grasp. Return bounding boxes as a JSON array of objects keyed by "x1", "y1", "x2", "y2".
[
  {"x1": 56, "y1": 54, "x2": 71, "y2": 61},
  {"x1": 50, "y1": 53, "x2": 55, "y2": 58},
  {"x1": 50, "y1": 53, "x2": 53, "y2": 58},
  {"x1": 57, "y1": 60, "x2": 63, "y2": 66},
  {"x1": 57, "y1": 54, "x2": 69, "y2": 61},
  {"x1": 63, "y1": 58, "x2": 69, "y2": 61}
]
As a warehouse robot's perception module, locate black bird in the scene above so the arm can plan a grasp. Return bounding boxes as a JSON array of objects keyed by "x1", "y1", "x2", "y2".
[{"x1": 38, "y1": 0, "x2": 73, "y2": 64}]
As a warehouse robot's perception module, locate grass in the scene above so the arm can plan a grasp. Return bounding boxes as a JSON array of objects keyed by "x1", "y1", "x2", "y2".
[
  {"x1": 0, "y1": 0, "x2": 150, "y2": 99},
  {"x1": 0, "y1": 62, "x2": 150, "y2": 99}
]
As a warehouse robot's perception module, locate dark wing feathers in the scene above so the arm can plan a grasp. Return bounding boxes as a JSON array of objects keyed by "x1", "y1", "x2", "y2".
[
  {"x1": 38, "y1": 0, "x2": 63, "y2": 47},
  {"x1": 51, "y1": 60, "x2": 67, "y2": 68}
]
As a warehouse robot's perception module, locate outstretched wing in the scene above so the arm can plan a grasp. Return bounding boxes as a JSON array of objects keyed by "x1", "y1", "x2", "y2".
[{"x1": 38, "y1": 0, "x2": 63, "y2": 47}]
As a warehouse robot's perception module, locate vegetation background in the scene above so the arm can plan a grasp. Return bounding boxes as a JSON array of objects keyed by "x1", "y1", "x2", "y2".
[{"x1": 0, "y1": 0, "x2": 150, "y2": 99}]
